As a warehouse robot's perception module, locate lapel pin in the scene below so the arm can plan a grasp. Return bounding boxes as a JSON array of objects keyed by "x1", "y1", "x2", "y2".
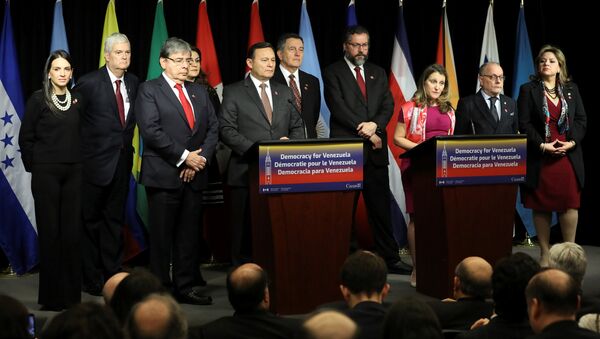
[
  {"x1": 192, "y1": 94, "x2": 196, "y2": 98},
  {"x1": 72, "y1": 98, "x2": 78, "y2": 104},
  {"x1": 304, "y1": 84, "x2": 309, "y2": 90},
  {"x1": 274, "y1": 90, "x2": 278, "y2": 96},
  {"x1": 369, "y1": 75, "x2": 375, "y2": 80}
]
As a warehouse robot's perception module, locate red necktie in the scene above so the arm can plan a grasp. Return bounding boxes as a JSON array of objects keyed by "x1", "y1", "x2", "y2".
[
  {"x1": 175, "y1": 83, "x2": 194, "y2": 129},
  {"x1": 289, "y1": 74, "x2": 302, "y2": 112},
  {"x1": 115, "y1": 79, "x2": 125, "y2": 127},
  {"x1": 354, "y1": 66, "x2": 367, "y2": 99}
]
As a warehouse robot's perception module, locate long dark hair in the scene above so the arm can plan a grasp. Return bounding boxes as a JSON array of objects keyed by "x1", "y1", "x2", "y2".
[
  {"x1": 190, "y1": 46, "x2": 210, "y2": 86},
  {"x1": 43, "y1": 49, "x2": 73, "y2": 114}
]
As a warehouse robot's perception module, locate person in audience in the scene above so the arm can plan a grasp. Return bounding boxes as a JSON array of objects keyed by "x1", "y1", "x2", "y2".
[
  {"x1": 526, "y1": 268, "x2": 600, "y2": 338},
  {"x1": 579, "y1": 314, "x2": 600, "y2": 334},
  {"x1": 548, "y1": 242, "x2": 600, "y2": 318},
  {"x1": 303, "y1": 311, "x2": 357, "y2": 339},
  {"x1": 457, "y1": 252, "x2": 540, "y2": 339},
  {"x1": 19, "y1": 49, "x2": 82, "y2": 311},
  {"x1": 102, "y1": 271, "x2": 130, "y2": 304},
  {"x1": 0, "y1": 295, "x2": 31, "y2": 339},
  {"x1": 339, "y1": 250, "x2": 389, "y2": 339},
  {"x1": 40, "y1": 302, "x2": 123, "y2": 339},
  {"x1": 393, "y1": 63, "x2": 455, "y2": 286},
  {"x1": 109, "y1": 267, "x2": 165, "y2": 326},
  {"x1": 383, "y1": 297, "x2": 443, "y2": 339},
  {"x1": 190, "y1": 263, "x2": 301, "y2": 338},
  {"x1": 518, "y1": 45, "x2": 587, "y2": 267},
  {"x1": 428, "y1": 256, "x2": 493, "y2": 330},
  {"x1": 126, "y1": 293, "x2": 187, "y2": 339}
]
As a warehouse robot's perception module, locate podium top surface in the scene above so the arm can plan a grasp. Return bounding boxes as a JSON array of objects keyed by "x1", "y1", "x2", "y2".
[{"x1": 254, "y1": 138, "x2": 364, "y2": 147}]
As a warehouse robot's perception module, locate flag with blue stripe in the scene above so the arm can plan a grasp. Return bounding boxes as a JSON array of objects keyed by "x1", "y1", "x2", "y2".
[{"x1": 50, "y1": 0, "x2": 69, "y2": 53}]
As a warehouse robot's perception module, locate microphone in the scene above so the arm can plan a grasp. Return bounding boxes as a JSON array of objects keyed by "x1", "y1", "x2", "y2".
[
  {"x1": 470, "y1": 120, "x2": 476, "y2": 135},
  {"x1": 288, "y1": 98, "x2": 307, "y2": 139}
]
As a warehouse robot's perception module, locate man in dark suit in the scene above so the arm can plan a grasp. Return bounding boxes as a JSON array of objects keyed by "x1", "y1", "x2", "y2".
[
  {"x1": 272, "y1": 33, "x2": 321, "y2": 139},
  {"x1": 455, "y1": 62, "x2": 518, "y2": 135},
  {"x1": 75, "y1": 33, "x2": 139, "y2": 295},
  {"x1": 526, "y1": 269, "x2": 600, "y2": 338},
  {"x1": 190, "y1": 263, "x2": 301, "y2": 339},
  {"x1": 323, "y1": 25, "x2": 409, "y2": 274},
  {"x1": 219, "y1": 42, "x2": 304, "y2": 265},
  {"x1": 428, "y1": 257, "x2": 494, "y2": 330},
  {"x1": 136, "y1": 37, "x2": 218, "y2": 305}
]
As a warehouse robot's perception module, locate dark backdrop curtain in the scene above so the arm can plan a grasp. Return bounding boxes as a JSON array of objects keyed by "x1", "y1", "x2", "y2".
[{"x1": 1, "y1": 0, "x2": 596, "y2": 244}]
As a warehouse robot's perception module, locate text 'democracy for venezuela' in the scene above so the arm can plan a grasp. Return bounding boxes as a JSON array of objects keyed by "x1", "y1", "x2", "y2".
[{"x1": 258, "y1": 141, "x2": 363, "y2": 194}]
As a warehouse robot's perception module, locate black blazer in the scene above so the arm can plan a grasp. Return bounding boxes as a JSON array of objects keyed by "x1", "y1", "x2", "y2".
[
  {"x1": 75, "y1": 66, "x2": 139, "y2": 186},
  {"x1": 428, "y1": 297, "x2": 494, "y2": 330},
  {"x1": 517, "y1": 81, "x2": 586, "y2": 189},
  {"x1": 455, "y1": 91, "x2": 518, "y2": 135},
  {"x1": 323, "y1": 60, "x2": 394, "y2": 167},
  {"x1": 189, "y1": 310, "x2": 301, "y2": 339},
  {"x1": 529, "y1": 320, "x2": 600, "y2": 338},
  {"x1": 219, "y1": 76, "x2": 305, "y2": 187},
  {"x1": 272, "y1": 67, "x2": 321, "y2": 138},
  {"x1": 136, "y1": 76, "x2": 218, "y2": 190},
  {"x1": 456, "y1": 316, "x2": 533, "y2": 339}
]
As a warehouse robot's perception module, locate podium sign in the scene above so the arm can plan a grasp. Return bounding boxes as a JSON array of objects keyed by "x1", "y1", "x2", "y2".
[
  {"x1": 436, "y1": 137, "x2": 526, "y2": 186},
  {"x1": 258, "y1": 141, "x2": 363, "y2": 194}
]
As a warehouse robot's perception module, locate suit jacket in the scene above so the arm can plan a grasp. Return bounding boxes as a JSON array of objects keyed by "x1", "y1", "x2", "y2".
[
  {"x1": 517, "y1": 81, "x2": 586, "y2": 189},
  {"x1": 323, "y1": 60, "x2": 394, "y2": 167},
  {"x1": 219, "y1": 76, "x2": 305, "y2": 187},
  {"x1": 189, "y1": 310, "x2": 301, "y2": 339},
  {"x1": 456, "y1": 316, "x2": 533, "y2": 339},
  {"x1": 272, "y1": 67, "x2": 321, "y2": 138},
  {"x1": 344, "y1": 301, "x2": 388, "y2": 339},
  {"x1": 75, "y1": 66, "x2": 139, "y2": 185},
  {"x1": 136, "y1": 76, "x2": 218, "y2": 190},
  {"x1": 428, "y1": 297, "x2": 494, "y2": 330},
  {"x1": 529, "y1": 320, "x2": 600, "y2": 339},
  {"x1": 455, "y1": 91, "x2": 518, "y2": 135}
]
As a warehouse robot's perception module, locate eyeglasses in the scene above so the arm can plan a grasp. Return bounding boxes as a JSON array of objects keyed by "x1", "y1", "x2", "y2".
[
  {"x1": 346, "y1": 42, "x2": 369, "y2": 49},
  {"x1": 481, "y1": 74, "x2": 506, "y2": 81},
  {"x1": 165, "y1": 57, "x2": 193, "y2": 65}
]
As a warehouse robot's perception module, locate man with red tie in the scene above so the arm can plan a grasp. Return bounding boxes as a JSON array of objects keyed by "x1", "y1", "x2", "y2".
[{"x1": 136, "y1": 37, "x2": 218, "y2": 305}]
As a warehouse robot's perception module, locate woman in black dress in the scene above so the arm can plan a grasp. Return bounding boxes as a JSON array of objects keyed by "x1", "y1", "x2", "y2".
[
  {"x1": 19, "y1": 50, "x2": 83, "y2": 311},
  {"x1": 518, "y1": 45, "x2": 586, "y2": 266}
]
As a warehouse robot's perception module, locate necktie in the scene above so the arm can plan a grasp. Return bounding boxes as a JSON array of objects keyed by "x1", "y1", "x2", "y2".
[
  {"x1": 489, "y1": 97, "x2": 499, "y2": 122},
  {"x1": 115, "y1": 79, "x2": 125, "y2": 127},
  {"x1": 289, "y1": 74, "x2": 302, "y2": 112},
  {"x1": 175, "y1": 83, "x2": 195, "y2": 129},
  {"x1": 354, "y1": 66, "x2": 367, "y2": 99},
  {"x1": 260, "y1": 83, "x2": 273, "y2": 124}
]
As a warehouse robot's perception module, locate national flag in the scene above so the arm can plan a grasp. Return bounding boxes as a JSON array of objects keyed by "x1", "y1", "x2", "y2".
[
  {"x1": 477, "y1": 2, "x2": 499, "y2": 91},
  {"x1": 436, "y1": 4, "x2": 460, "y2": 108},
  {"x1": 99, "y1": 0, "x2": 119, "y2": 67},
  {"x1": 196, "y1": 0, "x2": 223, "y2": 101},
  {"x1": 347, "y1": 0, "x2": 357, "y2": 27},
  {"x1": 0, "y1": 0, "x2": 39, "y2": 275},
  {"x1": 386, "y1": 1, "x2": 416, "y2": 245},
  {"x1": 299, "y1": 0, "x2": 330, "y2": 137},
  {"x1": 146, "y1": 0, "x2": 168, "y2": 80},
  {"x1": 50, "y1": 0, "x2": 69, "y2": 53},
  {"x1": 245, "y1": 0, "x2": 265, "y2": 74}
]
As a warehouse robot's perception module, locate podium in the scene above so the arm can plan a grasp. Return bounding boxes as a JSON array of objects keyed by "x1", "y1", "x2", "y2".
[
  {"x1": 401, "y1": 135, "x2": 526, "y2": 298},
  {"x1": 248, "y1": 138, "x2": 363, "y2": 314}
]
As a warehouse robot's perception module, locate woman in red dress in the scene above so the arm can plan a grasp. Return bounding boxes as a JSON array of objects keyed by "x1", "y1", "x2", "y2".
[{"x1": 518, "y1": 45, "x2": 586, "y2": 266}]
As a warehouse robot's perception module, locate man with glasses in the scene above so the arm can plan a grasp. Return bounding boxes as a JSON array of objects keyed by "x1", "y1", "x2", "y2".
[
  {"x1": 136, "y1": 37, "x2": 218, "y2": 305},
  {"x1": 323, "y1": 25, "x2": 411, "y2": 275},
  {"x1": 455, "y1": 62, "x2": 518, "y2": 135}
]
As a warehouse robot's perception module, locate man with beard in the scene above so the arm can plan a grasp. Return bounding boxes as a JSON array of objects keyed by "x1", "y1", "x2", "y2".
[{"x1": 323, "y1": 26, "x2": 411, "y2": 275}]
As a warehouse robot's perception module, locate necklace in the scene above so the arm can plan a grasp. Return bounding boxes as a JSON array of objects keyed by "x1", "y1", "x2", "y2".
[
  {"x1": 51, "y1": 90, "x2": 72, "y2": 111},
  {"x1": 543, "y1": 84, "x2": 558, "y2": 99}
]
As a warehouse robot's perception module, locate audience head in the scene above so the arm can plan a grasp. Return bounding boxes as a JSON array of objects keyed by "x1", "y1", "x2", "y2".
[
  {"x1": 339, "y1": 251, "x2": 389, "y2": 305},
  {"x1": 343, "y1": 25, "x2": 370, "y2": 67},
  {"x1": 103, "y1": 271, "x2": 130, "y2": 304},
  {"x1": 110, "y1": 267, "x2": 164, "y2": 325},
  {"x1": 0, "y1": 295, "x2": 30, "y2": 339},
  {"x1": 382, "y1": 297, "x2": 443, "y2": 339},
  {"x1": 103, "y1": 32, "x2": 131, "y2": 75},
  {"x1": 548, "y1": 242, "x2": 587, "y2": 287},
  {"x1": 526, "y1": 268, "x2": 581, "y2": 333},
  {"x1": 453, "y1": 256, "x2": 493, "y2": 299},
  {"x1": 227, "y1": 263, "x2": 269, "y2": 313},
  {"x1": 159, "y1": 37, "x2": 192, "y2": 83},
  {"x1": 579, "y1": 313, "x2": 600, "y2": 333},
  {"x1": 126, "y1": 293, "x2": 187, "y2": 339},
  {"x1": 246, "y1": 42, "x2": 276, "y2": 82},
  {"x1": 414, "y1": 64, "x2": 452, "y2": 112},
  {"x1": 303, "y1": 311, "x2": 357, "y2": 339},
  {"x1": 40, "y1": 302, "x2": 123, "y2": 339},
  {"x1": 276, "y1": 33, "x2": 304, "y2": 72},
  {"x1": 492, "y1": 252, "x2": 540, "y2": 321},
  {"x1": 478, "y1": 62, "x2": 505, "y2": 97}
]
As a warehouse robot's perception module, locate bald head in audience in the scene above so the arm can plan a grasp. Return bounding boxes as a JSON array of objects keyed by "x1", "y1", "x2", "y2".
[
  {"x1": 126, "y1": 293, "x2": 187, "y2": 339},
  {"x1": 103, "y1": 272, "x2": 130, "y2": 304},
  {"x1": 303, "y1": 311, "x2": 357, "y2": 339},
  {"x1": 453, "y1": 256, "x2": 493, "y2": 299},
  {"x1": 227, "y1": 263, "x2": 270, "y2": 312}
]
